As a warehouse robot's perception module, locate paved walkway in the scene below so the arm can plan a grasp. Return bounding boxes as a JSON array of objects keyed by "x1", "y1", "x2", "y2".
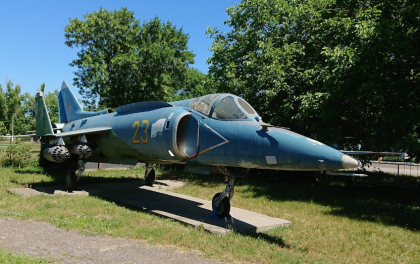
[{"x1": 0, "y1": 218, "x2": 221, "y2": 264}]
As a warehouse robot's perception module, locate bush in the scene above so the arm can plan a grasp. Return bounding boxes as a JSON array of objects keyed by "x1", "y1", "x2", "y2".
[{"x1": 0, "y1": 139, "x2": 32, "y2": 168}]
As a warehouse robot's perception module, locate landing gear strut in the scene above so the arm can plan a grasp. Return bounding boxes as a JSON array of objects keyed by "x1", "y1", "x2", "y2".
[
  {"x1": 144, "y1": 163, "x2": 156, "y2": 186},
  {"x1": 212, "y1": 167, "x2": 235, "y2": 218},
  {"x1": 66, "y1": 160, "x2": 85, "y2": 191}
]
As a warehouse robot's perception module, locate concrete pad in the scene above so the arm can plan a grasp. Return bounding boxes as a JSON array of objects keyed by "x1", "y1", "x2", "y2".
[{"x1": 7, "y1": 180, "x2": 291, "y2": 235}]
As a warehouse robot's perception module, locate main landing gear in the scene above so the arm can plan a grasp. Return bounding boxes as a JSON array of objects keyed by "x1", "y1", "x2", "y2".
[
  {"x1": 66, "y1": 160, "x2": 85, "y2": 191},
  {"x1": 212, "y1": 167, "x2": 236, "y2": 218},
  {"x1": 144, "y1": 163, "x2": 156, "y2": 186}
]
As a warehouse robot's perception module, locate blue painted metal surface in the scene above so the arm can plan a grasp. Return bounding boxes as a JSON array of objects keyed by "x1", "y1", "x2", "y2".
[{"x1": 36, "y1": 81, "x2": 360, "y2": 173}]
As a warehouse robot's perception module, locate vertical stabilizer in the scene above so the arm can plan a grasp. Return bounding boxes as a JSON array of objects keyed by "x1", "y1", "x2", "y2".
[
  {"x1": 58, "y1": 81, "x2": 112, "y2": 122},
  {"x1": 35, "y1": 91, "x2": 54, "y2": 136},
  {"x1": 59, "y1": 81, "x2": 85, "y2": 123}
]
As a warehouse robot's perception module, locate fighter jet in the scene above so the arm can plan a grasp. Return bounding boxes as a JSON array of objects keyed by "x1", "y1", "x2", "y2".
[{"x1": 35, "y1": 81, "x2": 360, "y2": 218}]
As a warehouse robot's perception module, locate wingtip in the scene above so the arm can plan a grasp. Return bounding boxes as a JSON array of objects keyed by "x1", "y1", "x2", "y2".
[{"x1": 61, "y1": 81, "x2": 69, "y2": 90}]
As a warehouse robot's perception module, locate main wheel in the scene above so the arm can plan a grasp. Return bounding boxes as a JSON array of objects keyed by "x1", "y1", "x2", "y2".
[
  {"x1": 145, "y1": 168, "x2": 156, "y2": 186},
  {"x1": 66, "y1": 170, "x2": 77, "y2": 191},
  {"x1": 212, "y1": 192, "x2": 231, "y2": 218}
]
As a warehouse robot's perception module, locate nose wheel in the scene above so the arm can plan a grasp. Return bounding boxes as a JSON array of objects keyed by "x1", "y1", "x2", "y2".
[
  {"x1": 212, "y1": 192, "x2": 231, "y2": 218},
  {"x1": 212, "y1": 167, "x2": 235, "y2": 218}
]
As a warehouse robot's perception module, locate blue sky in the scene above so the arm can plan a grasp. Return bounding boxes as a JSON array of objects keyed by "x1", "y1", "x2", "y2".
[{"x1": 0, "y1": 0, "x2": 240, "y2": 99}]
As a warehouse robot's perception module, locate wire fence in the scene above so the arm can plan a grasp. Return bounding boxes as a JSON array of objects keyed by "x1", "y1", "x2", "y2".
[
  {"x1": 362, "y1": 161, "x2": 420, "y2": 177},
  {"x1": 329, "y1": 161, "x2": 420, "y2": 189}
]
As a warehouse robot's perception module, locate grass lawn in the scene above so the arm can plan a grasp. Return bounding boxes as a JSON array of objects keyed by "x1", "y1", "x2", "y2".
[
  {"x1": 0, "y1": 144, "x2": 419, "y2": 263},
  {"x1": 0, "y1": 248, "x2": 54, "y2": 263}
]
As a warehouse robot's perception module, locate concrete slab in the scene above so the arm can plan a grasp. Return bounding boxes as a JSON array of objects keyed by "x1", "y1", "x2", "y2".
[{"x1": 7, "y1": 180, "x2": 291, "y2": 235}]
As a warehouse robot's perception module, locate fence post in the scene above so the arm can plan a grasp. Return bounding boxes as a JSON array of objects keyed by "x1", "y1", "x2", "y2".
[{"x1": 397, "y1": 164, "x2": 399, "y2": 187}]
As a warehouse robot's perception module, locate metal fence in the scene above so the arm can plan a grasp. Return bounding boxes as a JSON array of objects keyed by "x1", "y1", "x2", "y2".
[
  {"x1": 331, "y1": 161, "x2": 420, "y2": 189},
  {"x1": 361, "y1": 161, "x2": 420, "y2": 177}
]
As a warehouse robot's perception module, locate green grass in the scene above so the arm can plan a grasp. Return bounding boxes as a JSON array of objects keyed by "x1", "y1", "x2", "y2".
[
  {"x1": 0, "y1": 248, "x2": 54, "y2": 263},
  {"x1": 0, "y1": 160, "x2": 419, "y2": 263}
]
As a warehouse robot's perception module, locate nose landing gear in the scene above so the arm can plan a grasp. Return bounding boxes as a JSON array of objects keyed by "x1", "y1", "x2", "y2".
[{"x1": 211, "y1": 167, "x2": 236, "y2": 218}]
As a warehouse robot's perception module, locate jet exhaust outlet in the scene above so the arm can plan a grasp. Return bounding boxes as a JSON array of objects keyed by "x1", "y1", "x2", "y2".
[{"x1": 43, "y1": 146, "x2": 71, "y2": 163}]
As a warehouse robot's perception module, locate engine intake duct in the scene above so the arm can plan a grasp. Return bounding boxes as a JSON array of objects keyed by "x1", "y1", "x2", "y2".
[
  {"x1": 43, "y1": 146, "x2": 71, "y2": 163},
  {"x1": 68, "y1": 143, "x2": 92, "y2": 155}
]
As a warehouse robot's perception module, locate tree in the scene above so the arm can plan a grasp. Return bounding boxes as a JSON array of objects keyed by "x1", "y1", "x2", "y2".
[
  {"x1": 15, "y1": 92, "x2": 35, "y2": 135},
  {"x1": 44, "y1": 90, "x2": 59, "y2": 123},
  {"x1": 207, "y1": 0, "x2": 420, "y2": 154},
  {"x1": 173, "y1": 68, "x2": 215, "y2": 100},
  {"x1": 0, "y1": 121, "x2": 6, "y2": 136},
  {"x1": 40, "y1": 83, "x2": 45, "y2": 93},
  {"x1": 3, "y1": 79, "x2": 22, "y2": 135},
  {"x1": 64, "y1": 8, "x2": 195, "y2": 108},
  {"x1": 0, "y1": 83, "x2": 7, "y2": 123}
]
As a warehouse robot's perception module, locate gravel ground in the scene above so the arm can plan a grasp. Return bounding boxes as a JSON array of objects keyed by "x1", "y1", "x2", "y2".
[{"x1": 0, "y1": 218, "x2": 222, "y2": 264}]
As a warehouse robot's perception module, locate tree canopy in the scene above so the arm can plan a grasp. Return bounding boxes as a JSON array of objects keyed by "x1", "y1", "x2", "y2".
[
  {"x1": 0, "y1": 80, "x2": 58, "y2": 136},
  {"x1": 65, "y1": 8, "x2": 195, "y2": 108},
  {"x1": 207, "y1": 0, "x2": 420, "y2": 153}
]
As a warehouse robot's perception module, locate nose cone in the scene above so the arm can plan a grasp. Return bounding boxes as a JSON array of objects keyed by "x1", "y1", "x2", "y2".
[
  {"x1": 254, "y1": 126, "x2": 362, "y2": 171},
  {"x1": 341, "y1": 154, "x2": 360, "y2": 169}
]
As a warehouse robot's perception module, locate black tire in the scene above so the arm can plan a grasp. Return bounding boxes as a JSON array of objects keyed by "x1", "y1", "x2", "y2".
[
  {"x1": 66, "y1": 170, "x2": 77, "y2": 191},
  {"x1": 145, "y1": 168, "x2": 156, "y2": 186},
  {"x1": 212, "y1": 192, "x2": 231, "y2": 218}
]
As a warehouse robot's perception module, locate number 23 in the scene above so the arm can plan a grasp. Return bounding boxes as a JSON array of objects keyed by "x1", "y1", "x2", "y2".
[{"x1": 132, "y1": 120, "x2": 149, "y2": 144}]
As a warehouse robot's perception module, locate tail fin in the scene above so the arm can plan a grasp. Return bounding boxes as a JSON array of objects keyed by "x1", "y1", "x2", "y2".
[
  {"x1": 58, "y1": 81, "x2": 111, "y2": 123},
  {"x1": 35, "y1": 91, "x2": 54, "y2": 136},
  {"x1": 59, "y1": 81, "x2": 85, "y2": 123}
]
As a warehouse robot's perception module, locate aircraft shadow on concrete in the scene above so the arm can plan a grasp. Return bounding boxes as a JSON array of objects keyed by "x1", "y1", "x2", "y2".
[
  {"x1": 31, "y1": 180, "x2": 278, "y2": 234},
  {"x1": 85, "y1": 182, "x2": 260, "y2": 233}
]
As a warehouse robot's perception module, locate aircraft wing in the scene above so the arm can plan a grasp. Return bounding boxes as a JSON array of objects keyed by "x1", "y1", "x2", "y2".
[{"x1": 50, "y1": 127, "x2": 112, "y2": 137}]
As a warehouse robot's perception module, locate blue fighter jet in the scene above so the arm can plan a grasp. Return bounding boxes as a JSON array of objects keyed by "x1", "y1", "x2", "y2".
[{"x1": 35, "y1": 81, "x2": 360, "y2": 218}]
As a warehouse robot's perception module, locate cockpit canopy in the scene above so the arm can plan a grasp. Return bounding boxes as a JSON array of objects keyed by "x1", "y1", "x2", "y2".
[{"x1": 189, "y1": 94, "x2": 260, "y2": 121}]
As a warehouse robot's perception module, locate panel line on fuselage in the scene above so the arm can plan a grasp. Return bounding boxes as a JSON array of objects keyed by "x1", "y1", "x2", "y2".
[{"x1": 188, "y1": 123, "x2": 229, "y2": 158}]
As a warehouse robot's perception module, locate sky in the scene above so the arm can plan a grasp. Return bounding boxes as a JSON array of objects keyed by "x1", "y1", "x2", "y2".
[{"x1": 0, "y1": 0, "x2": 240, "y2": 99}]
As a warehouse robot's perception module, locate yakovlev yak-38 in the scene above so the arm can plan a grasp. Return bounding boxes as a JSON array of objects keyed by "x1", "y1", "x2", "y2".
[{"x1": 35, "y1": 81, "x2": 360, "y2": 218}]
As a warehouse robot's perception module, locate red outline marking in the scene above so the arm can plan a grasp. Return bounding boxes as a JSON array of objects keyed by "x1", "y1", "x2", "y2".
[{"x1": 188, "y1": 123, "x2": 229, "y2": 158}]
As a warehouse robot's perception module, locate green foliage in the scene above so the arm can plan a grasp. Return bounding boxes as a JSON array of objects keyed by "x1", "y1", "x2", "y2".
[
  {"x1": 64, "y1": 8, "x2": 195, "y2": 108},
  {"x1": 0, "y1": 79, "x2": 57, "y2": 135},
  {"x1": 0, "y1": 248, "x2": 53, "y2": 264},
  {"x1": 40, "y1": 82, "x2": 45, "y2": 93},
  {"x1": 0, "y1": 139, "x2": 32, "y2": 168},
  {"x1": 173, "y1": 68, "x2": 215, "y2": 100},
  {"x1": 5, "y1": 79, "x2": 22, "y2": 120},
  {"x1": 44, "y1": 90, "x2": 59, "y2": 123},
  {"x1": 15, "y1": 92, "x2": 36, "y2": 135},
  {"x1": 0, "y1": 121, "x2": 6, "y2": 136},
  {"x1": 207, "y1": 0, "x2": 420, "y2": 155},
  {"x1": 0, "y1": 84, "x2": 7, "y2": 122}
]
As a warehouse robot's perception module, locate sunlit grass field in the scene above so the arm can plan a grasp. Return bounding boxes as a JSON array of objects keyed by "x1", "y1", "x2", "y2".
[{"x1": 0, "y1": 142, "x2": 419, "y2": 263}]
